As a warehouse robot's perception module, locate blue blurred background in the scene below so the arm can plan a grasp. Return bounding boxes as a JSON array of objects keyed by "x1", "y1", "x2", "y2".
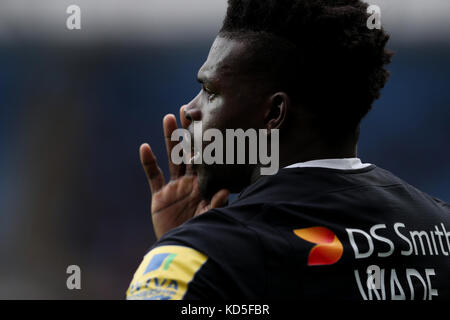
[{"x1": 0, "y1": 0, "x2": 449, "y2": 299}]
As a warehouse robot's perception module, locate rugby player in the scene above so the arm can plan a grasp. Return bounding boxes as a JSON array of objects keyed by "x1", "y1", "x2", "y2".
[{"x1": 127, "y1": 0, "x2": 450, "y2": 300}]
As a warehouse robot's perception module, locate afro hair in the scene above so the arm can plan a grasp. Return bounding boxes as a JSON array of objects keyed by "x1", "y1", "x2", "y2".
[{"x1": 219, "y1": 0, "x2": 393, "y2": 134}]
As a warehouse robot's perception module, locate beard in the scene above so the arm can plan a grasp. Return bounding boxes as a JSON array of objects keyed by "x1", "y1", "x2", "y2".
[{"x1": 195, "y1": 163, "x2": 255, "y2": 201}]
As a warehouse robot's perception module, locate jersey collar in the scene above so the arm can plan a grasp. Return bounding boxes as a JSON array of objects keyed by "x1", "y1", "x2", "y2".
[{"x1": 284, "y1": 158, "x2": 372, "y2": 170}]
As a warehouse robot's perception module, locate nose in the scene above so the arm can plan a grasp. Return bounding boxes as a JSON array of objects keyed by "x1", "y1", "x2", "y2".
[
  {"x1": 183, "y1": 107, "x2": 193, "y2": 122},
  {"x1": 183, "y1": 99, "x2": 202, "y2": 122}
]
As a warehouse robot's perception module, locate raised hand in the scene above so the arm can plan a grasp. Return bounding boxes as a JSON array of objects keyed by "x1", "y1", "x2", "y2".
[{"x1": 140, "y1": 106, "x2": 229, "y2": 240}]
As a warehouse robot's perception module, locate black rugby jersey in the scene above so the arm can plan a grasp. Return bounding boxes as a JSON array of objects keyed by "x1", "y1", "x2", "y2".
[{"x1": 127, "y1": 165, "x2": 450, "y2": 300}]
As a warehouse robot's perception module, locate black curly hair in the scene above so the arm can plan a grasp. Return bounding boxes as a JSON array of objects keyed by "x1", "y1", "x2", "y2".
[{"x1": 219, "y1": 0, "x2": 393, "y2": 136}]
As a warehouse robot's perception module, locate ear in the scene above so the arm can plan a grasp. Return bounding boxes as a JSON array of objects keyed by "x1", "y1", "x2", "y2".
[{"x1": 264, "y1": 92, "x2": 289, "y2": 131}]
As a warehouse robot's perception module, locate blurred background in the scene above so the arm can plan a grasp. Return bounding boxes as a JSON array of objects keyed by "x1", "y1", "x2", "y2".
[{"x1": 0, "y1": 0, "x2": 449, "y2": 299}]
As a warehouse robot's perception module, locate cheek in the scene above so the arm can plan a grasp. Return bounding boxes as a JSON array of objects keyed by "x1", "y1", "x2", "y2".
[
  {"x1": 229, "y1": 94, "x2": 264, "y2": 128},
  {"x1": 200, "y1": 99, "x2": 229, "y2": 130},
  {"x1": 201, "y1": 95, "x2": 261, "y2": 131}
]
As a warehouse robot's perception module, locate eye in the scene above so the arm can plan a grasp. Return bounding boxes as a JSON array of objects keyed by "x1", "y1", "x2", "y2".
[{"x1": 202, "y1": 85, "x2": 216, "y2": 102}]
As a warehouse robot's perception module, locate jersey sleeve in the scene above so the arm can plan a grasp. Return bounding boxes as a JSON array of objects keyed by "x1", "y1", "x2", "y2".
[
  {"x1": 126, "y1": 245, "x2": 209, "y2": 300},
  {"x1": 126, "y1": 208, "x2": 266, "y2": 300}
]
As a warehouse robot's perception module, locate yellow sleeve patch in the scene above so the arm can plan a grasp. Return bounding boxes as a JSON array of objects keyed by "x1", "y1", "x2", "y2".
[{"x1": 126, "y1": 245, "x2": 208, "y2": 300}]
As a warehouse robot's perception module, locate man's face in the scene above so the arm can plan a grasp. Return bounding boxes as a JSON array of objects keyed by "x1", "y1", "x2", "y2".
[{"x1": 184, "y1": 36, "x2": 270, "y2": 199}]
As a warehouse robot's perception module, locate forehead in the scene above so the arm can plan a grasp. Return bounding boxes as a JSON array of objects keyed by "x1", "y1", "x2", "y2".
[{"x1": 198, "y1": 37, "x2": 251, "y2": 81}]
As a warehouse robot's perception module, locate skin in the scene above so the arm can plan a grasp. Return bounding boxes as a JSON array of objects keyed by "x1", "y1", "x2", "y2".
[{"x1": 140, "y1": 36, "x2": 358, "y2": 240}]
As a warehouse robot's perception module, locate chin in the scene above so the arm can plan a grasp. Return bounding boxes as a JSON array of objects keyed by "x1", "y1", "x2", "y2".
[
  {"x1": 196, "y1": 164, "x2": 253, "y2": 200},
  {"x1": 197, "y1": 170, "x2": 220, "y2": 201}
]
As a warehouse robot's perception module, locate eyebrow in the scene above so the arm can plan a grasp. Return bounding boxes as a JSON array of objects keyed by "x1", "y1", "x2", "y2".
[
  {"x1": 197, "y1": 62, "x2": 231, "y2": 84},
  {"x1": 197, "y1": 71, "x2": 214, "y2": 86},
  {"x1": 197, "y1": 64, "x2": 230, "y2": 87}
]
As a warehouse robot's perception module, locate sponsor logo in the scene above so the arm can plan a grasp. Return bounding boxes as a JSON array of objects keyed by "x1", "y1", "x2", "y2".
[
  {"x1": 345, "y1": 223, "x2": 450, "y2": 259},
  {"x1": 126, "y1": 245, "x2": 207, "y2": 300},
  {"x1": 293, "y1": 227, "x2": 343, "y2": 266},
  {"x1": 144, "y1": 253, "x2": 177, "y2": 274}
]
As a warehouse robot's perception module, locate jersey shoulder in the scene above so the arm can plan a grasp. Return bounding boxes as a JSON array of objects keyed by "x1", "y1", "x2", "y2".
[
  {"x1": 126, "y1": 244, "x2": 208, "y2": 300},
  {"x1": 127, "y1": 207, "x2": 267, "y2": 300}
]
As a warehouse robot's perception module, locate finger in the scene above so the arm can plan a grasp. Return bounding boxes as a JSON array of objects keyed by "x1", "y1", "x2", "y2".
[
  {"x1": 176, "y1": 105, "x2": 189, "y2": 177},
  {"x1": 140, "y1": 143, "x2": 165, "y2": 194},
  {"x1": 180, "y1": 105, "x2": 195, "y2": 176},
  {"x1": 163, "y1": 114, "x2": 181, "y2": 180},
  {"x1": 152, "y1": 176, "x2": 194, "y2": 214},
  {"x1": 210, "y1": 189, "x2": 230, "y2": 209},
  {"x1": 180, "y1": 105, "x2": 190, "y2": 129},
  {"x1": 185, "y1": 159, "x2": 195, "y2": 176}
]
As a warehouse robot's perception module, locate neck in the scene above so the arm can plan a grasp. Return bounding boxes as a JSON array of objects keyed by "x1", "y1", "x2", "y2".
[
  {"x1": 250, "y1": 140, "x2": 357, "y2": 184},
  {"x1": 279, "y1": 143, "x2": 358, "y2": 168}
]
